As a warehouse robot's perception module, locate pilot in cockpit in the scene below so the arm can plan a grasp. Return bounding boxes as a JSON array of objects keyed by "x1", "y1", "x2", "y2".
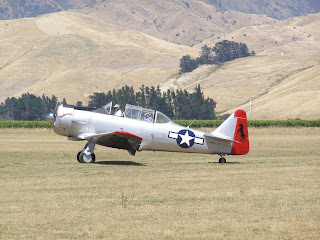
[
  {"x1": 143, "y1": 112, "x2": 153, "y2": 122},
  {"x1": 113, "y1": 104, "x2": 123, "y2": 117}
]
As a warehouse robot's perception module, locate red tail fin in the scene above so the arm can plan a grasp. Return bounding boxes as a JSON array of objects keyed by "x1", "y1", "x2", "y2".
[{"x1": 231, "y1": 110, "x2": 249, "y2": 155}]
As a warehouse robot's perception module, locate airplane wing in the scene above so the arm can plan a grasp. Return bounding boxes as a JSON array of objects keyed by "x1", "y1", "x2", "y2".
[{"x1": 77, "y1": 131, "x2": 143, "y2": 155}]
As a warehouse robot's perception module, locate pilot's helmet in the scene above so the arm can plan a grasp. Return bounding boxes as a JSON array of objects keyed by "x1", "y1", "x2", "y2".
[
  {"x1": 113, "y1": 104, "x2": 120, "y2": 108},
  {"x1": 145, "y1": 112, "x2": 150, "y2": 117}
]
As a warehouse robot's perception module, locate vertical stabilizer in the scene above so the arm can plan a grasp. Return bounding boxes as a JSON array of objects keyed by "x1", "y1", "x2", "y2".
[{"x1": 231, "y1": 110, "x2": 249, "y2": 155}]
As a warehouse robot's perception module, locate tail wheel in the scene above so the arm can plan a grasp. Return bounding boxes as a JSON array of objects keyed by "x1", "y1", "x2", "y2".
[
  {"x1": 219, "y1": 157, "x2": 226, "y2": 163},
  {"x1": 78, "y1": 152, "x2": 96, "y2": 163}
]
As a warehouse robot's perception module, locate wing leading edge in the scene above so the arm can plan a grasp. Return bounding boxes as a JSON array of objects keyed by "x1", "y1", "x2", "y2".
[{"x1": 76, "y1": 131, "x2": 143, "y2": 156}]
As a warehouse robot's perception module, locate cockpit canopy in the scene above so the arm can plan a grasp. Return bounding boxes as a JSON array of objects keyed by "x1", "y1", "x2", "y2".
[{"x1": 93, "y1": 101, "x2": 171, "y2": 124}]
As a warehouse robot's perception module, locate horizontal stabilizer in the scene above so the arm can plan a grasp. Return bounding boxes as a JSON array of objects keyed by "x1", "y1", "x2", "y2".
[{"x1": 203, "y1": 132, "x2": 234, "y2": 142}]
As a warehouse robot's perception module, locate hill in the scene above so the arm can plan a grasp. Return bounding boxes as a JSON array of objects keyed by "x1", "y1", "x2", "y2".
[
  {"x1": 0, "y1": 0, "x2": 62, "y2": 19},
  {"x1": 76, "y1": 0, "x2": 275, "y2": 46},
  {"x1": 0, "y1": 10, "x2": 320, "y2": 119},
  {"x1": 0, "y1": 11, "x2": 195, "y2": 105},
  {"x1": 204, "y1": 0, "x2": 320, "y2": 20},
  {"x1": 160, "y1": 13, "x2": 320, "y2": 119},
  {"x1": 2, "y1": 0, "x2": 320, "y2": 21},
  {"x1": 1, "y1": 0, "x2": 319, "y2": 46}
]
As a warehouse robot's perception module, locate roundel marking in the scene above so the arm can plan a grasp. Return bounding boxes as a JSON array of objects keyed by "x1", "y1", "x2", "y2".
[{"x1": 176, "y1": 129, "x2": 195, "y2": 148}]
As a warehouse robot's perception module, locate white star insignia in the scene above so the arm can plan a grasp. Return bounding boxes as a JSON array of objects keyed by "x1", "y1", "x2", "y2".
[
  {"x1": 168, "y1": 130, "x2": 204, "y2": 148},
  {"x1": 179, "y1": 131, "x2": 194, "y2": 147}
]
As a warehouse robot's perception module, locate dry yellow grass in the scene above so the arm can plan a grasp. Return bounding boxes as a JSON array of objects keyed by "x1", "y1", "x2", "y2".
[
  {"x1": 1, "y1": 11, "x2": 320, "y2": 119},
  {"x1": 226, "y1": 63, "x2": 320, "y2": 120},
  {"x1": 0, "y1": 11, "x2": 195, "y2": 105},
  {"x1": 78, "y1": 0, "x2": 275, "y2": 46},
  {"x1": 162, "y1": 55, "x2": 320, "y2": 119},
  {"x1": 0, "y1": 128, "x2": 319, "y2": 239},
  {"x1": 164, "y1": 13, "x2": 320, "y2": 119}
]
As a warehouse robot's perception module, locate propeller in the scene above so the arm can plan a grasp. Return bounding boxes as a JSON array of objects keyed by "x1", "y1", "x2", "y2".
[
  {"x1": 46, "y1": 102, "x2": 59, "y2": 131},
  {"x1": 53, "y1": 101, "x2": 58, "y2": 117}
]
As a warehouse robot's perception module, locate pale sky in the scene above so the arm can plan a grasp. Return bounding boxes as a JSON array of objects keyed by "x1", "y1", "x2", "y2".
[{"x1": 310, "y1": 0, "x2": 320, "y2": 11}]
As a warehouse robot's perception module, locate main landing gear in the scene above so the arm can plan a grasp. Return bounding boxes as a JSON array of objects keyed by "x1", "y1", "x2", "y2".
[
  {"x1": 218, "y1": 155, "x2": 227, "y2": 163},
  {"x1": 77, "y1": 142, "x2": 96, "y2": 163}
]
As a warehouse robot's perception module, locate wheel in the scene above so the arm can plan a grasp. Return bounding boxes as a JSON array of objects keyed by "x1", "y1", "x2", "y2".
[
  {"x1": 77, "y1": 151, "x2": 81, "y2": 163},
  {"x1": 78, "y1": 152, "x2": 96, "y2": 163},
  {"x1": 219, "y1": 157, "x2": 226, "y2": 163}
]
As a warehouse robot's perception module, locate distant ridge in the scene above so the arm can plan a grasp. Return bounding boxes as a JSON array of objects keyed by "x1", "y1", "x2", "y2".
[
  {"x1": 0, "y1": 3, "x2": 320, "y2": 119},
  {"x1": 204, "y1": 0, "x2": 320, "y2": 20},
  {"x1": 0, "y1": 11, "x2": 195, "y2": 107},
  {"x1": 1, "y1": 0, "x2": 319, "y2": 20}
]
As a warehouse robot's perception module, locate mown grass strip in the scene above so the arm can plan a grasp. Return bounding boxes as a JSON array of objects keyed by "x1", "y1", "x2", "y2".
[{"x1": 0, "y1": 120, "x2": 319, "y2": 128}]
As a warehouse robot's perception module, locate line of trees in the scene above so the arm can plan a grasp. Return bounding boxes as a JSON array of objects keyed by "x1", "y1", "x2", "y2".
[
  {"x1": 180, "y1": 40, "x2": 255, "y2": 73},
  {"x1": 88, "y1": 85, "x2": 216, "y2": 120},
  {"x1": 0, "y1": 93, "x2": 58, "y2": 120},
  {"x1": 0, "y1": 85, "x2": 216, "y2": 120}
]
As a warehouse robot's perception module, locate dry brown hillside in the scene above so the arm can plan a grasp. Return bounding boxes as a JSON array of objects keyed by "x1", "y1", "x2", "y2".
[
  {"x1": 76, "y1": 0, "x2": 275, "y2": 46},
  {"x1": 228, "y1": 63, "x2": 320, "y2": 120},
  {"x1": 0, "y1": 11, "x2": 196, "y2": 105},
  {"x1": 161, "y1": 13, "x2": 320, "y2": 119},
  {"x1": 0, "y1": 10, "x2": 319, "y2": 119},
  {"x1": 200, "y1": 13, "x2": 320, "y2": 56}
]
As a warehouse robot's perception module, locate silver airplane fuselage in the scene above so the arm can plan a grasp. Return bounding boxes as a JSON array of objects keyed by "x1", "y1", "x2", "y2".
[{"x1": 48, "y1": 103, "x2": 249, "y2": 163}]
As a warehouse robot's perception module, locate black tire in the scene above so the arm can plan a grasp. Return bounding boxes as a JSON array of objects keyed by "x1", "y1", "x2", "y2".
[
  {"x1": 219, "y1": 157, "x2": 226, "y2": 163},
  {"x1": 77, "y1": 151, "x2": 82, "y2": 163},
  {"x1": 78, "y1": 152, "x2": 96, "y2": 163}
]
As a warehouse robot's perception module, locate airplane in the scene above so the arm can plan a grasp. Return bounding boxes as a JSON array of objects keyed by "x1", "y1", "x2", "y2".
[{"x1": 46, "y1": 101, "x2": 249, "y2": 164}]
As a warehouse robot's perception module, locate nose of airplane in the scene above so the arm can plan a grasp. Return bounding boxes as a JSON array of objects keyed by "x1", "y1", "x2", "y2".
[
  {"x1": 46, "y1": 102, "x2": 58, "y2": 124},
  {"x1": 46, "y1": 112, "x2": 55, "y2": 123}
]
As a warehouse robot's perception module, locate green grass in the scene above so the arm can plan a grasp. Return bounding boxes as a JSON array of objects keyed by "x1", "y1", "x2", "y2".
[
  {"x1": 0, "y1": 128, "x2": 320, "y2": 239},
  {"x1": 175, "y1": 120, "x2": 320, "y2": 128},
  {"x1": 0, "y1": 121, "x2": 51, "y2": 128},
  {"x1": 1, "y1": 120, "x2": 320, "y2": 128}
]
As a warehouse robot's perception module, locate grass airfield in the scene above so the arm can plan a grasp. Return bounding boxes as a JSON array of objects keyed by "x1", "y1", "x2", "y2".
[{"x1": 0, "y1": 128, "x2": 319, "y2": 239}]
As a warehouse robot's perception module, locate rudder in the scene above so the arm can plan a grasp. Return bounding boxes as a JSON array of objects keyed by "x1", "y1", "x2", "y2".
[{"x1": 231, "y1": 110, "x2": 249, "y2": 155}]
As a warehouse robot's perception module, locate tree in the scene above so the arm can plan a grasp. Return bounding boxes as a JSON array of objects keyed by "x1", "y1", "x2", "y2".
[
  {"x1": 213, "y1": 40, "x2": 250, "y2": 63},
  {"x1": 179, "y1": 40, "x2": 253, "y2": 73},
  {"x1": 179, "y1": 55, "x2": 198, "y2": 73},
  {"x1": 0, "y1": 85, "x2": 217, "y2": 120},
  {"x1": 0, "y1": 93, "x2": 58, "y2": 120},
  {"x1": 88, "y1": 92, "x2": 108, "y2": 108},
  {"x1": 197, "y1": 45, "x2": 215, "y2": 64},
  {"x1": 86, "y1": 85, "x2": 216, "y2": 120}
]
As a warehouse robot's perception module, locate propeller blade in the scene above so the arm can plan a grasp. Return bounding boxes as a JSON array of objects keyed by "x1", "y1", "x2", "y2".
[
  {"x1": 47, "y1": 102, "x2": 59, "y2": 132},
  {"x1": 46, "y1": 112, "x2": 55, "y2": 123},
  {"x1": 53, "y1": 102, "x2": 59, "y2": 117}
]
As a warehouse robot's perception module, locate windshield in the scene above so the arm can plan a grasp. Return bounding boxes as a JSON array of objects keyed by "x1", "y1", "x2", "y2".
[
  {"x1": 155, "y1": 111, "x2": 171, "y2": 123},
  {"x1": 93, "y1": 101, "x2": 112, "y2": 114},
  {"x1": 93, "y1": 102, "x2": 171, "y2": 123}
]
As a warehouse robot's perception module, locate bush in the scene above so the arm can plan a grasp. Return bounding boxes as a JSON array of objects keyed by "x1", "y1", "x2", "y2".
[{"x1": 0, "y1": 121, "x2": 51, "y2": 128}]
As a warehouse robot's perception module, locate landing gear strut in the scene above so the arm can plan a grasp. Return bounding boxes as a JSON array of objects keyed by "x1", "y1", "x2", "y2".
[
  {"x1": 77, "y1": 142, "x2": 96, "y2": 163},
  {"x1": 218, "y1": 156, "x2": 227, "y2": 163}
]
